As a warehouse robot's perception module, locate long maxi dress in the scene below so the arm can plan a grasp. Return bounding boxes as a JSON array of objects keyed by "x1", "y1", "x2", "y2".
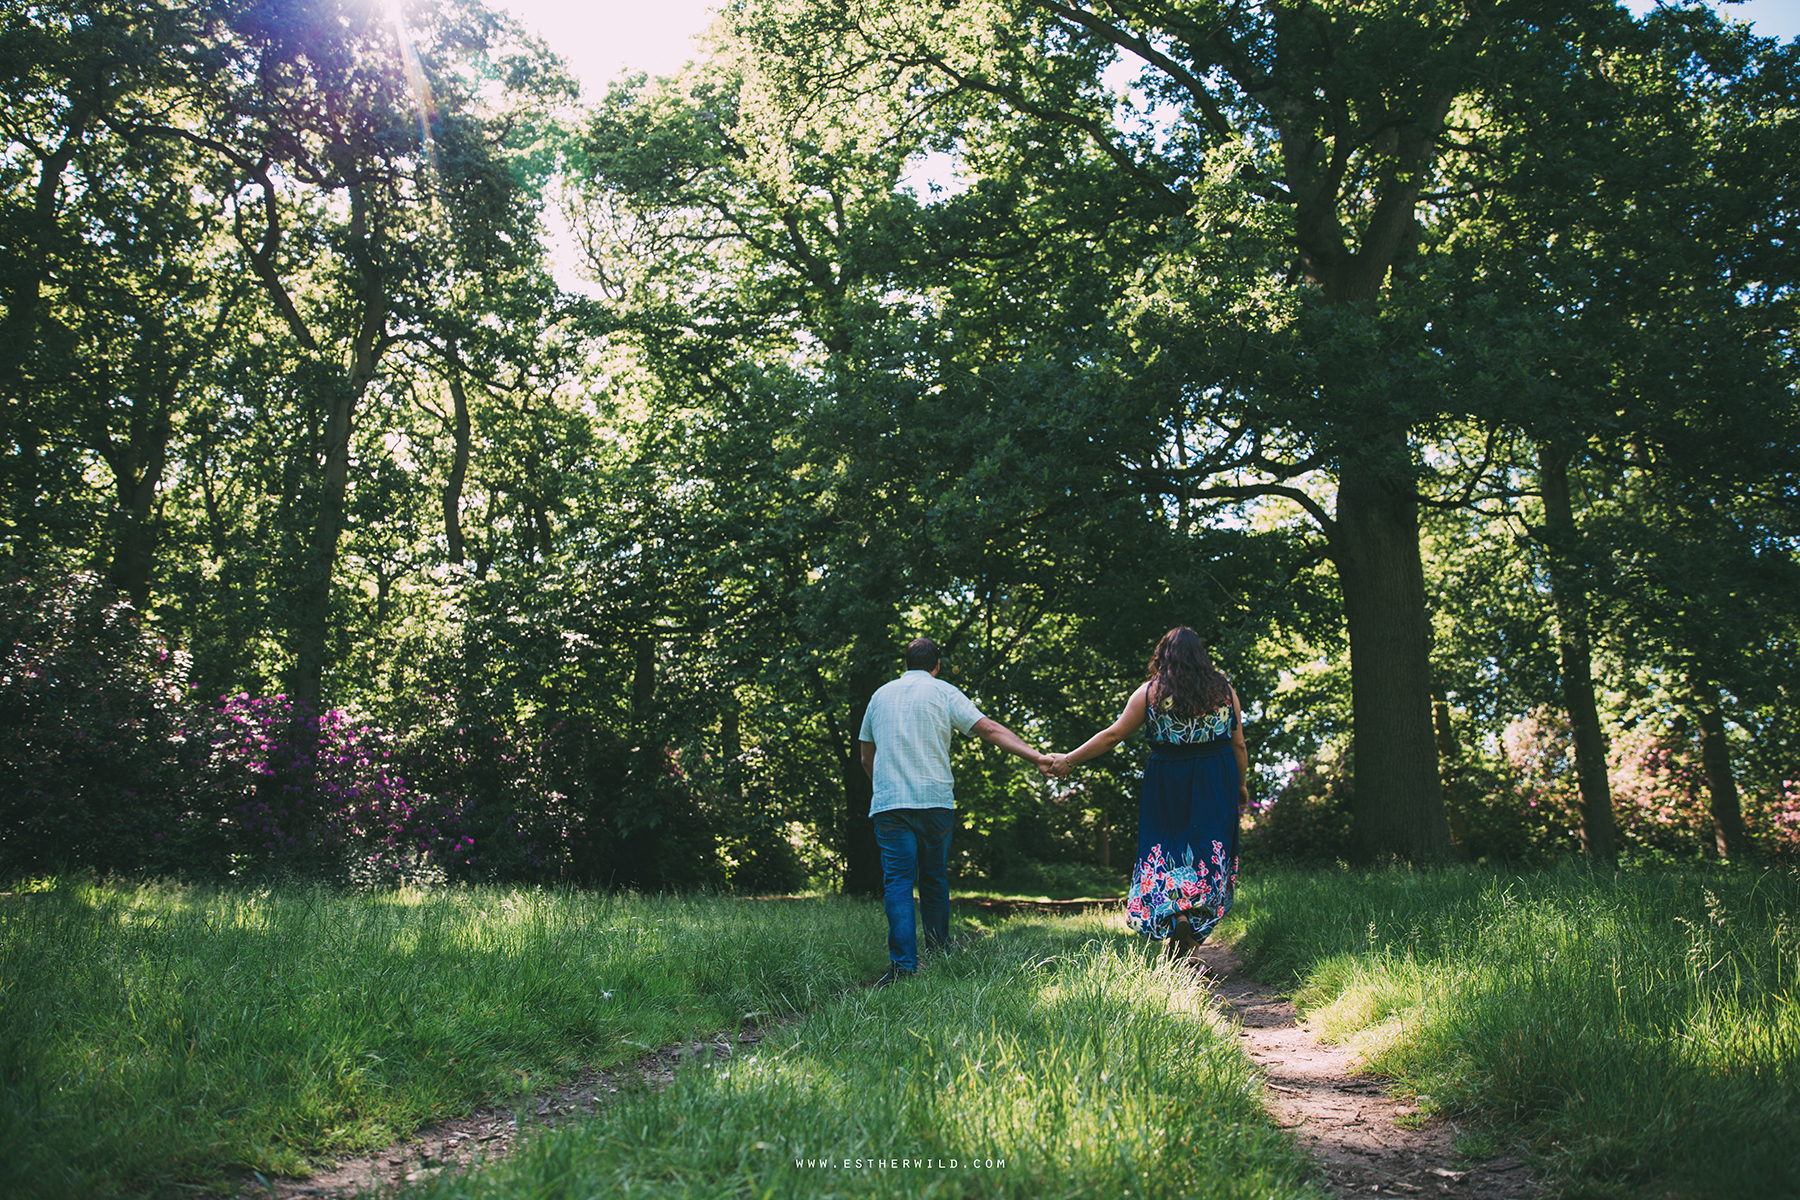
[{"x1": 1123, "y1": 696, "x2": 1241, "y2": 943}]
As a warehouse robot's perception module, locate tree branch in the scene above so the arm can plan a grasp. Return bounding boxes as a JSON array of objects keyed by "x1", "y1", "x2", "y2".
[{"x1": 1031, "y1": 0, "x2": 1233, "y2": 141}]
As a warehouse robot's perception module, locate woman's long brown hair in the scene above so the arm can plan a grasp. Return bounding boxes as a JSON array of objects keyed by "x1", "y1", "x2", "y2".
[{"x1": 1145, "y1": 626, "x2": 1232, "y2": 718}]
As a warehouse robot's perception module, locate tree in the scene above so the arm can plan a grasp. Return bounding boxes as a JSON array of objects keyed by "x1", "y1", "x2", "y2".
[
  {"x1": 1458, "y1": 5, "x2": 1800, "y2": 857},
  {"x1": 0, "y1": 0, "x2": 234, "y2": 572},
  {"x1": 571, "y1": 56, "x2": 948, "y2": 891},
  {"x1": 718, "y1": 0, "x2": 1702, "y2": 861},
  {"x1": 168, "y1": 0, "x2": 566, "y2": 714}
]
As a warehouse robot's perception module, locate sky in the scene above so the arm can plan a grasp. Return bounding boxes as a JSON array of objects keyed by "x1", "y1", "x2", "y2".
[
  {"x1": 492, "y1": 0, "x2": 718, "y2": 95},
  {"x1": 492, "y1": 0, "x2": 1799, "y2": 96},
  {"x1": 491, "y1": 0, "x2": 1798, "y2": 289},
  {"x1": 1625, "y1": 0, "x2": 1800, "y2": 35}
]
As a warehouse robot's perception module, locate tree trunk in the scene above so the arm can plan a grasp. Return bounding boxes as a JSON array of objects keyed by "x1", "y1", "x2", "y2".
[
  {"x1": 632, "y1": 632, "x2": 658, "y2": 781},
  {"x1": 1432, "y1": 691, "x2": 1462, "y2": 762},
  {"x1": 104, "y1": 399, "x2": 173, "y2": 611},
  {"x1": 443, "y1": 363, "x2": 470, "y2": 565},
  {"x1": 721, "y1": 691, "x2": 743, "y2": 808},
  {"x1": 1431, "y1": 688, "x2": 1470, "y2": 854},
  {"x1": 1692, "y1": 673, "x2": 1752, "y2": 859},
  {"x1": 1537, "y1": 444, "x2": 1615, "y2": 859},
  {"x1": 1333, "y1": 451, "x2": 1453, "y2": 862},
  {"x1": 287, "y1": 176, "x2": 385, "y2": 717},
  {"x1": 840, "y1": 653, "x2": 888, "y2": 897},
  {"x1": 289, "y1": 376, "x2": 358, "y2": 716}
]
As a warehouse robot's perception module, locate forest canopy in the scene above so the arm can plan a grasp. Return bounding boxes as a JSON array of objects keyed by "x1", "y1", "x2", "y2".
[{"x1": 3, "y1": 0, "x2": 1796, "y2": 889}]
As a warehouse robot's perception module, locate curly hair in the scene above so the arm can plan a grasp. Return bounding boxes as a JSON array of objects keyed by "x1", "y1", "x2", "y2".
[{"x1": 1145, "y1": 626, "x2": 1232, "y2": 718}]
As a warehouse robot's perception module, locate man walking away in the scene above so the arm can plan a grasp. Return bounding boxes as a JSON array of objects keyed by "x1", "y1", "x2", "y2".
[{"x1": 858, "y1": 637, "x2": 1050, "y2": 985}]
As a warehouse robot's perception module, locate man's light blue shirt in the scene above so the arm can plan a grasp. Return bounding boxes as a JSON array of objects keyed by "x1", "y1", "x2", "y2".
[{"x1": 859, "y1": 670, "x2": 984, "y2": 814}]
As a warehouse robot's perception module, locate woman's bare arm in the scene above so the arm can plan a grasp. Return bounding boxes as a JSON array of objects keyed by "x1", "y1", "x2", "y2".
[{"x1": 1060, "y1": 683, "x2": 1151, "y2": 768}]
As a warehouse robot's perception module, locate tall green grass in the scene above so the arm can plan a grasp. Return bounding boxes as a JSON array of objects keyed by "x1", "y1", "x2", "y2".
[
  {"x1": 390, "y1": 911, "x2": 1321, "y2": 1200},
  {"x1": 17, "y1": 867, "x2": 1784, "y2": 1200},
  {"x1": 1232, "y1": 863, "x2": 1800, "y2": 1198},
  {"x1": 0, "y1": 880, "x2": 886, "y2": 1199}
]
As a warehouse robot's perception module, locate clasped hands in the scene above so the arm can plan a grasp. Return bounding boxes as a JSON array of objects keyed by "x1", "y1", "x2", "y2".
[{"x1": 1037, "y1": 752, "x2": 1075, "y2": 780}]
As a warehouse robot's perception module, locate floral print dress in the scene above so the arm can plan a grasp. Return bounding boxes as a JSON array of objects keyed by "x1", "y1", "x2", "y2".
[{"x1": 1124, "y1": 698, "x2": 1241, "y2": 942}]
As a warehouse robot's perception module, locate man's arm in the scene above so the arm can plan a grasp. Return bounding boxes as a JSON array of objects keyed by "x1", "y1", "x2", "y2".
[
  {"x1": 860, "y1": 739, "x2": 876, "y2": 779},
  {"x1": 970, "y1": 717, "x2": 1048, "y2": 766}
]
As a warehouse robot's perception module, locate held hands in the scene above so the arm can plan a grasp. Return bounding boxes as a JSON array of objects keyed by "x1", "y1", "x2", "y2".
[{"x1": 1037, "y1": 752, "x2": 1075, "y2": 780}]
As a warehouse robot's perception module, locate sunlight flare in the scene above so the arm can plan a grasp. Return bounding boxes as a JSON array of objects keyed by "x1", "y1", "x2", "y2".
[{"x1": 383, "y1": 0, "x2": 440, "y2": 186}]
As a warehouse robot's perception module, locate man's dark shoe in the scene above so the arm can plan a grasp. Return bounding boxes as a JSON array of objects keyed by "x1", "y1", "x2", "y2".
[{"x1": 874, "y1": 966, "x2": 917, "y2": 987}]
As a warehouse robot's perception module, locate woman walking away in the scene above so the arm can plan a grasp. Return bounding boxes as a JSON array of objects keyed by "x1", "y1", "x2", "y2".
[{"x1": 1045, "y1": 627, "x2": 1249, "y2": 965}]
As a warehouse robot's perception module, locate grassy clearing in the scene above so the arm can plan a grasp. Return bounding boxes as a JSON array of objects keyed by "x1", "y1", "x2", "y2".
[
  {"x1": 1231, "y1": 863, "x2": 1800, "y2": 1198},
  {"x1": 18, "y1": 864, "x2": 1783, "y2": 1200},
  {"x1": 954, "y1": 861, "x2": 1127, "y2": 902},
  {"x1": 389, "y1": 910, "x2": 1320, "y2": 1200},
  {"x1": 0, "y1": 880, "x2": 886, "y2": 1200}
]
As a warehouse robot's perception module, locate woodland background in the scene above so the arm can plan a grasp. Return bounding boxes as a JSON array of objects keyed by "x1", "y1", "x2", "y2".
[{"x1": 3, "y1": 0, "x2": 1796, "y2": 893}]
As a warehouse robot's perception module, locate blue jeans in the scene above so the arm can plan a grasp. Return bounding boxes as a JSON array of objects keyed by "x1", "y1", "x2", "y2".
[{"x1": 872, "y1": 807, "x2": 954, "y2": 972}]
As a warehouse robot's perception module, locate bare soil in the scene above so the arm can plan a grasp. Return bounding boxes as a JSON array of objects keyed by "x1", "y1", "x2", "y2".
[
  {"x1": 1194, "y1": 941, "x2": 1538, "y2": 1200},
  {"x1": 961, "y1": 896, "x2": 1125, "y2": 916}
]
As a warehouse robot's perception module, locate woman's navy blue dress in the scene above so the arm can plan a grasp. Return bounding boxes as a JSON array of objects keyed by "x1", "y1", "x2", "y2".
[{"x1": 1124, "y1": 697, "x2": 1240, "y2": 942}]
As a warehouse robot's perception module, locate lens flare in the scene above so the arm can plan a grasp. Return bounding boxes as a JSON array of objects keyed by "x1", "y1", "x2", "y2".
[{"x1": 384, "y1": 0, "x2": 441, "y2": 191}]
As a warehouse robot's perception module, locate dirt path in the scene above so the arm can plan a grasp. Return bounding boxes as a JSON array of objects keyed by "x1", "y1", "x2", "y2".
[
  {"x1": 236, "y1": 1027, "x2": 772, "y2": 1199},
  {"x1": 1194, "y1": 942, "x2": 1536, "y2": 1200},
  {"x1": 239, "y1": 937, "x2": 1534, "y2": 1199}
]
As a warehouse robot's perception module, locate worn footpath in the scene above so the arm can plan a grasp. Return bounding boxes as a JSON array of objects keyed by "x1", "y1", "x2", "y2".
[
  {"x1": 236, "y1": 928, "x2": 1536, "y2": 1199},
  {"x1": 235, "y1": 1027, "x2": 772, "y2": 1199},
  {"x1": 1194, "y1": 941, "x2": 1537, "y2": 1200}
]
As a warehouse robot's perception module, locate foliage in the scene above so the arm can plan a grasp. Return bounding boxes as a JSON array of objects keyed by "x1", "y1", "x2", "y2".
[
  {"x1": 191, "y1": 693, "x2": 475, "y2": 887},
  {"x1": 1500, "y1": 707, "x2": 1800, "y2": 862},
  {"x1": 1241, "y1": 747, "x2": 1356, "y2": 866},
  {"x1": 1, "y1": 0, "x2": 1796, "y2": 886}
]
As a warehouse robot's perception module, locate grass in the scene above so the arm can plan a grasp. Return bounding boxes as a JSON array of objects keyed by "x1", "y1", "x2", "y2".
[
  {"x1": 1230, "y1": 862, "x2": 1800, "y2": 1199},
  {"x1": 0, "y1": 879, "x2": 888, "y2": 1199},
  {"x1": 10, "y1": 863, "x2": 1796, "y2": 1199},
  {"x1": 387, "y1": 909, "x2": 1321, "y2": 1200}
]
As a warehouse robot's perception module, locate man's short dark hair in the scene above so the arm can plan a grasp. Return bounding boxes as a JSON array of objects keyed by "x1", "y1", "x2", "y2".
[{"x1": 904, "y1": 637, "x2": 940, "y2": 672}]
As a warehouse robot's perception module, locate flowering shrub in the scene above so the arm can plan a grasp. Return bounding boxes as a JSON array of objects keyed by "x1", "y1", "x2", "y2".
[
  {"x1": 1754, "y1": 778, "x2": 1800, "y2": 856},
  {"x1": 191, "y1": 694, "x2": 473, "y2": 885},
  {"x1": 0, "y1": 575, "x2": 745, "y2": 888},
  {"x1": 1604, "y1": 721, "x2": 1716, "y2": 857},
  {"x1": 1491, "y1": 707, "x2": 1797, "y2": 860},
  {"x1": 1242, "y1": 709, "x2": 1797, "y2": 865},
  {"x1": 1241, "y1": 747, "x2": 1355, "y2": 863},
  {"x1": 0, "y1": 572, "x2": 206, "y2": 877},
  {"x1": 396, "y1": 709, "x2": 574, "y2": 882},
  {"x1": 1487, "y1": 710, "x2": 1586, "y2": 853}
]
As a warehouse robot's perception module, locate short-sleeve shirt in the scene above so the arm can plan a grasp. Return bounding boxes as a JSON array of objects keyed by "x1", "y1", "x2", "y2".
[{"x1": 858, "y1": 670, "x2": 985, "y2": 814}]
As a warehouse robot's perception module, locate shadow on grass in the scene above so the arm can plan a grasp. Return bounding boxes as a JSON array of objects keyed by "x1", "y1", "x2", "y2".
[
  {"x1": 393, "y1": 912, "x2": 1321, "y2": 1200},
  {"x1": 0, "y1": 881, "x2": 889, "y2": 1200},
  {"x1": 1227, "y1": 862, "x2": 1800, "y2": 1199}
]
